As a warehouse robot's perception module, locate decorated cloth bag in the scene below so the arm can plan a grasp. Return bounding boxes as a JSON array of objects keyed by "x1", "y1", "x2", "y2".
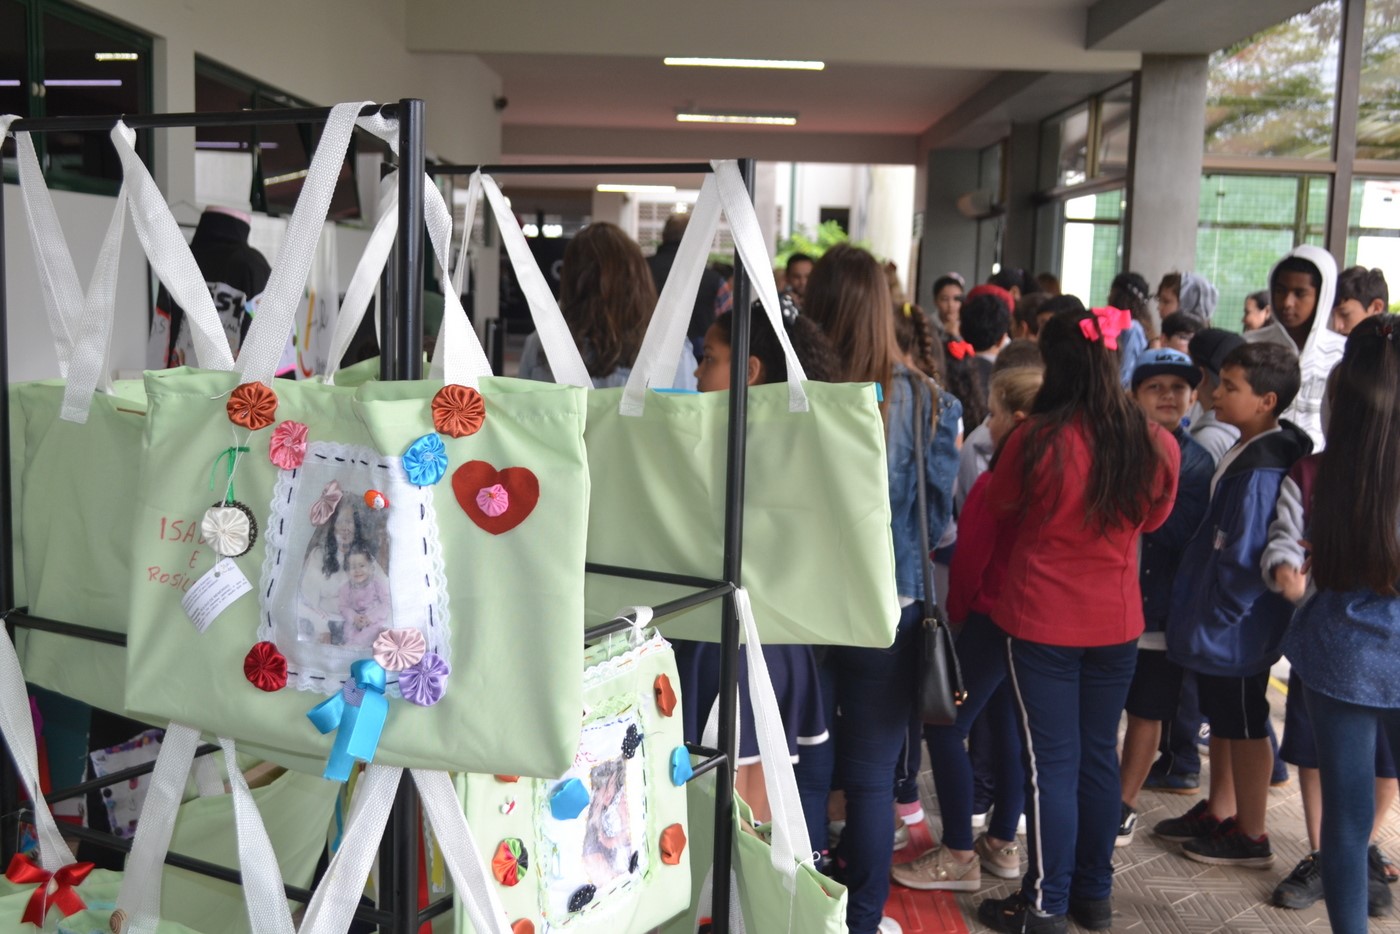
[
  {"x1": 468, "y1": 163, "x2": 898, "y2": 646},
  {"x1": 115, "y1": 103, "x2": 589, "y2": 779},
  {"x1": 1, "y1": 115, "x2": 146, "y2": 714},
  {"x1": 455, "y1": 618, "x2": 691, "y2": 933},
  {"x1": 661, "y1": 589, "x2": 846, "y2": 934}
]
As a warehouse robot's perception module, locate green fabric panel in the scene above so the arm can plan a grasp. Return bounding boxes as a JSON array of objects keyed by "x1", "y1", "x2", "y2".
[
  {"x1": 456, "y1": 636, "x2": 691, "y2": 933},
  {"x1": 582, "y1": 381, "x2": 899, "y2": 646},
  {"x1": 123, "y1": 369, "x2": 588, "y2": 778}
]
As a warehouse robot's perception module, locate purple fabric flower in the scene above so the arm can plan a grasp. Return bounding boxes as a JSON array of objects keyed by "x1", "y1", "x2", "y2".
[{"x1": 399, "y1": 652, "x2": 450, "y2": 706}]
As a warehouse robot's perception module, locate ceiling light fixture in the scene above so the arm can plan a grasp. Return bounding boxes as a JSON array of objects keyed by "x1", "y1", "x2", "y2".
[
  {"x1": 43, "y1": 79, "x2": 124, "y2": 87},
  {"x1": 596, "y1": 183, "x2": 677, "y2": 194},
  {"x1": 94, "y1": 52, "x2": 140, "y2": 62},
  {"x1": 676, "y1": 110, "x2": 798, "y2": 126},
  {"x1": 664, "y1": 57, "x2": 824, "y2": 71}
]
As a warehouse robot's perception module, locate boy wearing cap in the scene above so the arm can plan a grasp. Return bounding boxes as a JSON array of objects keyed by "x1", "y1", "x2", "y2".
[
  {"x1": 1116, "y1": 350, "x2": 1216, "y2": 846},
  {"x1": 1185, "y1": 328, "x2": 1245, "y2": 464}
]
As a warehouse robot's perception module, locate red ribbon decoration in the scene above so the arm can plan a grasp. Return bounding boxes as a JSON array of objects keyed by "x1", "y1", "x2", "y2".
[
  {"x1": 244, "y1": 641, "x2": 289, "y2": 692},
  {"x1": 5, "y1": 854, "x2": 94, "y2": 925},
  {"x1": 947, "y1": 340, "x2": 975, "y2": 361}
]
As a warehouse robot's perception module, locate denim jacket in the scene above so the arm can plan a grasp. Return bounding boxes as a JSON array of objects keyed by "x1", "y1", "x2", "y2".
[{"x1": 886, "y1": 365, "x2": 962, "y2": 601}]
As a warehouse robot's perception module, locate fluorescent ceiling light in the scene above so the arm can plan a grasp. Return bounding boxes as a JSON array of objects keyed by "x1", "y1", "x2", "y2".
[
  {"x1": 664, "y1": 57, "x2": 823, "y2": 71},
  {"x1": 596, "y1": 183, "x2": 677, "y2": 194},
  {"x1": 195, "y1": 141, "x2": 280, "y2": 150},
  {"x1": 0, "y1": 80, "x2": 19, "y2": 87},
  {"x1": 94, "y1": 52, "x2": 139, "y2": 62},
  {"x1": 44, "y1": 79, "x2": 123, "y2": 87},
  {"x1": 676, "y1": 110, "x2": 797, "y2": 126}
]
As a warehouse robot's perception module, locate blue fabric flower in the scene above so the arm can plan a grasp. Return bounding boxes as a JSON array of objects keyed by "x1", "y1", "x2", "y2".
[{"x1": 403, "y1": 433, "x2": 448, "y2": 486}]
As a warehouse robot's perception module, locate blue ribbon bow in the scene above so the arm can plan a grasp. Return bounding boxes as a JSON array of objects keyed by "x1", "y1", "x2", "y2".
[{"x1": 307, "y1": 659, "x2": 389, "y2": 782}]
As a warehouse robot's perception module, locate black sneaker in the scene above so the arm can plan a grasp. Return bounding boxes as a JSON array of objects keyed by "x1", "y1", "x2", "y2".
[
  {"x1": 976, "y1": 894, "x2": 1068, "y2": 933},
  {"x1": 1272, "y1": 852, "x2": 1323, "y2": 909},
  {"x1": 1182, "y1": 823, "x2": 1274, "y2": 869},
  {"x1": 1068, "y1": 896, "x2": 1113, "y2": 930},
  {"x1": 1152, "y1": 800, "x2": 1222, "y2": 843},
  {"x1": 1115, "y1": 803, "x2": 1137, "y2": 848},
  {"x1": 1370, "y1": 845, "x2": 1394, "y2": 917}
]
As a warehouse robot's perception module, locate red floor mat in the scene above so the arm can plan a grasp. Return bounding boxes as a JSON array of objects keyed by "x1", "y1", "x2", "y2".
[{"x1": 883, "y1": 886, "x2": 971, "y2": 934}]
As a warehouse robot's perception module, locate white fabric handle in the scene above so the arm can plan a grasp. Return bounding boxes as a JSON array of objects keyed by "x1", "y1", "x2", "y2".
[
  {"x1": 428, "y1": 171, "x2": 590, "y2": 387},
  {"x1": 109, "y1": 122, "x2": 234, "y2": 373},
  {"x1": 220, "y1": 737, "x2": 297, "y2": 934},
  {"x1": 0, "y1": 626, "x2": 73, "y2": 872},
  {"x1": 296, "y1": 765, "x2": 402, "y2": 934},
  {"x1": 622, "y1": 161, "x2": 809, "y2": 416},
  {"x1": 9, "y1": 120, "x2": 130, "y2": 422},
  {"x1": 411, "y1": 770, "x2": 510, "y2": 934}
]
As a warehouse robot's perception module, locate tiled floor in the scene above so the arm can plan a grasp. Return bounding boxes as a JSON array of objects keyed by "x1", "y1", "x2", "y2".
[{"x1": 900, "y1": 680, "x2": 1400, "y2": 933}]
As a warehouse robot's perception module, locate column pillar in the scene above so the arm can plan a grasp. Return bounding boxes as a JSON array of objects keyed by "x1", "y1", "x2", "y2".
[{"x1": 916, "y1": 148, "x2": 981, "y2": 310}]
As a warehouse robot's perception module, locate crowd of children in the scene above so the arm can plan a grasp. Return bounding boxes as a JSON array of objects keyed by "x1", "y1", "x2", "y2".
[{"x1": 522, "y1": 222, "x2": 1399, "y2": 934}]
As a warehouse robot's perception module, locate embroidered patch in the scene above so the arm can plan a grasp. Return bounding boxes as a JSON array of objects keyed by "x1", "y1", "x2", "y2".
[
  {"x1": 268, "y1": 421, "x2": 308, "y2": 469},
  {"x1": 452, "y1": 461, "x2": 539, "y2": 535},
  {"x1": 431, "y1": 384, "x2": 486, "y2": 438},
  {"x1": 227, "y1": 382, "x2": 277, "y2": 430}
]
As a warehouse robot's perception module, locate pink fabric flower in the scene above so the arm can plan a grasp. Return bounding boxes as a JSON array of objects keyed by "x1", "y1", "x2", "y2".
[
  {"x1": 309, "y1": 480, "x2": 343, "y2": 526},
  {"x1": 373, "y1": 628, "x2": 427, "y2": 672},
  {"x1": 268, "y1": 421, "x2": 309, "y2": 469},
  {"x1": 477, "y1": 483, "x2": 510, "y2": 517}
]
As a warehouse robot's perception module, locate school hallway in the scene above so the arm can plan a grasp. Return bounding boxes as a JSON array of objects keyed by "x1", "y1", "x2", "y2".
[{"x1": 889, "y1": 671, "x2": 1400, "y2": 933}]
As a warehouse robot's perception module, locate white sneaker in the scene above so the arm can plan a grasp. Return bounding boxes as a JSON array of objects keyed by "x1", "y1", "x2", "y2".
[
  {"x1": 971, "y1": 811, "x2": 988, "y2": 830},
  {"x1": 877, "y1": 917, "x2": 904, "y2": 934}
]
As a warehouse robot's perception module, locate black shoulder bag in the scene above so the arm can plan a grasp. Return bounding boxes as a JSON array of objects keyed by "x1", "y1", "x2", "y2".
[{"x1": 909, "y1": 374, "x2": 967, "y2": 725}]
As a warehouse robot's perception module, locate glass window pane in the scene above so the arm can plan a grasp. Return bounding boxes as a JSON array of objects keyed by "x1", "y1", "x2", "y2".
[
  {"x1": 1059, "y1": 190, "x2": 1123, "y2": 305},
  {"x1": 1358, "y1": 0, "x2": 1400, "y2": 160},
  {"x1": 195, "y1": 67, "x2": 256, "y2": 208},
  {"x1": 1052, "y1": 105, "x2": 1091, "y2": 187},
  {"x1": 1, "y1": 0, "x2": 29, "y2": 174},
  {"x1": 1097, "y1": 83, "x2": 1133, "y2": 179},
  {"x1": 42, "y1": 10, "x2": 150, "y2": 185},
  {"x1": 1348, "y1": 178, "x2": 1400, "y2": 308},
  {"x1": 1205, "y1": 0, "x2": 1340, "y2": 159}
]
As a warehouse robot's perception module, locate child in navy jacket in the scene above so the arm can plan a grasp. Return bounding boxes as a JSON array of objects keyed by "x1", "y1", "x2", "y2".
[{"x1": 1157, "y1": 341, "x2": 1311, "y2": 868}]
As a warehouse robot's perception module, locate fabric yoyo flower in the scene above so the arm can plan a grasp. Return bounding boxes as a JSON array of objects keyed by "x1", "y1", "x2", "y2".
[
  {"x1": 268, "y1": 421, "x2": 309, "y2": 469},
  {"x1": 227, "y1": 382, "x2": 278, "y2": 430},
  {"x1": 373, "y1": 629, "x2": 426, "y2": 672},
  {"x1": 399, "y1": 652, "x2": 450, "y2": 706},
  {"x1": 202, "y1": 502, "x2": 257, "y2": 558},
  {"x1": 654, "y1": 674, "x2": 676, "y2": 717},
  {"x1": 660, "y1": 824, "x2": 687, "y2": 865},
  {"x1": 432, "y1": 384, "x2": 487, "y2": 437},
  {"x1": 476, "y1": 483, "x2": 509, "y2": 517},
  {"x1": 403, "y1": 433, "x2": 448, "y2": 486},
  {"x1": 492, "y1": 838, "x2": 529, "y2": 886},
  {"x1": 244, "y1": 642, "x2": 288, "y2": 692},
  {"x1": 309, "y1": 480, "x2": 343, "y2": 526}
]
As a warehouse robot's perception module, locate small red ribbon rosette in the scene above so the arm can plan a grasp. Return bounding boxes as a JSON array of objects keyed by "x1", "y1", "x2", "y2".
[
  {"x1": 5, "y1": 854, "x2": 94, "y2": 926},
  {"x1": 1080, "y1": 307, "x2": 1134, "y2": 351},
  {"x1": 947, "y1": 340, "x2": 975, "y2": 361},
  {"x1": 244, "y1": 641, "x2": 289, "y2": 692}
]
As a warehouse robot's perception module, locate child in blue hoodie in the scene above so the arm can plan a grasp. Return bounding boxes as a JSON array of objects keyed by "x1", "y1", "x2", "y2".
[{"x1": 1155, "y1": 341, "x2": 1311, "y2": 868}]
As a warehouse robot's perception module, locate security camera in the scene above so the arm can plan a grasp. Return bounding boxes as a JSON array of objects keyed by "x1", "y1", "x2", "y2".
[{"x1": 493, "y1": 96, "x2": 509, "y2": 111}]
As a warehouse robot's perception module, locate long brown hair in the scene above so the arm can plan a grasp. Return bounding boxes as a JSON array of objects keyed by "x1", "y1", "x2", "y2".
[
  {"x1": 893, "y1": 302, "x2": 944, "y2": 383},
  {"x1": 558, "y1": 222, "x2": 656, "y2": 379},
  {"x1": 803, "y1": 244, "x2": 896, "y2": 404},
  {"x1": 1312, "y1": 316, "x2": 1400, "y2": 595}
]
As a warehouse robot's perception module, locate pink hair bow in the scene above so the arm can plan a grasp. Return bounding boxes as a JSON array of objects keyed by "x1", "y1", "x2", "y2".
[{"x1": 1081, "y1": 307, "x2": 1134, "y2": 351}]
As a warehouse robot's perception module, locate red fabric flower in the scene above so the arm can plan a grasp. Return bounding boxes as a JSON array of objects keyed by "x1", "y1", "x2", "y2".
[
  {"x1": 244, "y1": 641, "x2": 288, "y2": 692},
  {"x1": 654, "y1": 674, "x2": 677, "y2": 717},
  {"x1": 227, "y1": 382, "x2": 278, "y2": 431},
  {"x1": 432, "y1": 384, "x2": 486, "y2": 438}
]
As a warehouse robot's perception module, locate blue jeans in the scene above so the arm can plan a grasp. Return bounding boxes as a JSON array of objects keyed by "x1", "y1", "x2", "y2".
[
  {"x1": 924, "y1": 613, "x2": 1024, "y2": 849},
  {"x1": 828, "y1": 602, "x2": 921, "y2": 934},
  {"x1": 1006, "y1": 636, "x2": 1137, "y2": 916},
  {"x1": 794, "y1": 655, "x2": 838, "y2": 856},
  {"x1": 1304, "y1": 687, "x2": 1400, "y2": 934}
]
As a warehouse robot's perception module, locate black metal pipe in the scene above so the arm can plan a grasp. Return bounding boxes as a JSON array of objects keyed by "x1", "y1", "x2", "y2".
[
  {"x1": 396, "y1": 99, "x2": 425, "y2": 381},
  {"x1": 0, "y1": 166, "x2": 14, "y2": 865},
  {"x1": 8, "y1": 103, "x2": 395, "y2": 134},
  {"x1": 428, "y1": 162, "x2": 713, "y2": 177},
  {"x1": 683, "y1": 747, "x2": 730, "y2": 783},
  {"x1": 582, "y1": 583, "x2": 735, "y2": 643},
  {"x1": 710, "y1": 157, "x2": 757, "y2": 934},
  {"x1": 42, "y1": 744, "x2": 220, "y2": 805},
  {"x1": 415, "y1": 895, "x2": 455, "y2": 924},
  {"x1": 4, "y1": 611, "x2": 129, "y2": 646},
  {"x1": 384, "y1": 777, "x2": 420, "y2": 932},
  {"x1": 584, "y1": 562, "x2": 725, "y2": 591}
]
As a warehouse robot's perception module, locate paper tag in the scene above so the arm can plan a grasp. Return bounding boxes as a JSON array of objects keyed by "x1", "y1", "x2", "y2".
[{"x1": 181, "y1": 558, "x2": 253, "y2": 633}]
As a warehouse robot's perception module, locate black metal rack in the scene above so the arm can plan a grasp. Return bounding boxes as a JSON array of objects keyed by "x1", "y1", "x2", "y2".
[{"x1": 0, "y1": 101, "x2": 756, "y2": 933}]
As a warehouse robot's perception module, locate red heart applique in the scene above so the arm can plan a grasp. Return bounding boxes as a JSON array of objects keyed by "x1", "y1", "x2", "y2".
[{"x1": 452, "y1": 461, "x2": 540, "y2": 535}]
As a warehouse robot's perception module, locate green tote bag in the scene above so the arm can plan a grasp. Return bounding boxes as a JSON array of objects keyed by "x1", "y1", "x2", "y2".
[
  {"x1": 473, "y1": 165, "x2": 899, "y2": 646},
  {"x1": 456, "y1": 623, "x2": 692, "y2": 933},
  {"x1": 114, "y1": 105, "x2": 589, "y2": 779}
]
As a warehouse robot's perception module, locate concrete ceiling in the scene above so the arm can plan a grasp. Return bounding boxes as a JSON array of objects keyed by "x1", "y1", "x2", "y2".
[{"x1": 407, "y1": 0, "x2": 1322, "y2": 187}]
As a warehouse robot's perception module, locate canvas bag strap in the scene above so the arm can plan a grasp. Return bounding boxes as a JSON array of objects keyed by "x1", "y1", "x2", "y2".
[
  {"x1": 0, "y1": 624, "x2": 73, "y2": 872},
  {"x1": 7, "y1": 117, "x2": 130, "y2": 422},
  {"x1": 910, "y1": 373, "x2": 935, "y2": 609},
  {"x1": 411, "y1": 770, "x2": 511, "y2": 934},
  {"x1": 426, "y1": 171, "x2": 591, "y2": 387},
  {"x1": 621, "y1": 161, "x2": 809, "y2": 416}
]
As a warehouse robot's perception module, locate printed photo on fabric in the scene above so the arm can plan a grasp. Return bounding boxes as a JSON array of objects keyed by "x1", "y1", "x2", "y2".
[{"x1": 259, "y1": 440, "x2": 450, "y2": 697}]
